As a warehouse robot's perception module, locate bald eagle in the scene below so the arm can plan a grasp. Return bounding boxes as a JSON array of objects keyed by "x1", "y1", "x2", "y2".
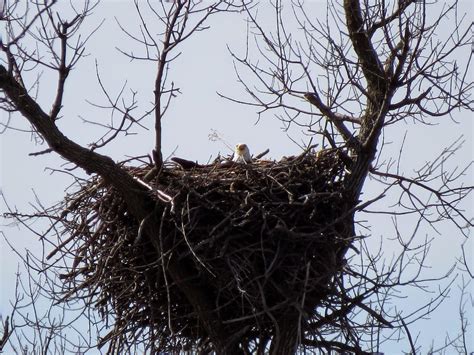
[{"x1": 233, "y1": 143, "x2": 252, "y2": 164}]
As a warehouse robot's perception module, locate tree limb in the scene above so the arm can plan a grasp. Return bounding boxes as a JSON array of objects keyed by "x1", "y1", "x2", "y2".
[
  {"x1": 0, "y1": 64, "x2": 153, "y2": 219},
  {"x1": 304, "y1": 92, "x2": 360, "y2": 150},
  {"x1": 343, "y1": 0, "x2": 386, "y2": 96}
]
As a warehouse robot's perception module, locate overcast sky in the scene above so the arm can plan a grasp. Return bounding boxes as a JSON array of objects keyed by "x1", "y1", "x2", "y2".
[{"x1": 1, "y1": 1, "x2": 473, "y2": 353}]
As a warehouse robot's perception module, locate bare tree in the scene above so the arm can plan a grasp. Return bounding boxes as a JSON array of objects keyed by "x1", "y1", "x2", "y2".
[
  {"x1": 222, "y1": 0, "x2": 473, "y2": 352},
  {"x1": 1, "y1": 0, "x2": 472, "y2": 354}
]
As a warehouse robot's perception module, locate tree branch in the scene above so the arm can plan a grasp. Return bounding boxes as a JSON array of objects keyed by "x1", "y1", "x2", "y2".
[
  {"x1": 0, "y1": 64, "x2": 152, "y2": 218},
  {"x1": 304, "y1": 92, "x2": 360, "y2": 150},
  {"x1": 343, "y1": 0, "x2": 386, "y2": 96}
]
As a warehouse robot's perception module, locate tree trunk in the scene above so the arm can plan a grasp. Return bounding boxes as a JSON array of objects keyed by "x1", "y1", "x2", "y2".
[{"x1": 269, "y1": 314, "x2": 300, "y2": 355}]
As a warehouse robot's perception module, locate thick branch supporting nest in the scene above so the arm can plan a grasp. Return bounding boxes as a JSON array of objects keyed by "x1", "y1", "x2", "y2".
[{"x1": 54, "y1": 149, "x2": 356, "y2": 351}]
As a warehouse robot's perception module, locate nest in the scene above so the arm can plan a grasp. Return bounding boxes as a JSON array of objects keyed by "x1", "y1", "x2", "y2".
[{"x1": 55, "y1": 148, "x2": 356, "y2": 352}]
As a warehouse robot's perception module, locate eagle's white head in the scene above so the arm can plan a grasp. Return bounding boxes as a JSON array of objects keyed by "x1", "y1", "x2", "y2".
[{"x1": 233, "y1": 143, "x2": 252, "y2": 164}]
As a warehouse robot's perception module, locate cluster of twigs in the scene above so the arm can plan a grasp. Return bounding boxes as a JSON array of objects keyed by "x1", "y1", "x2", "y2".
[{"x1": 50, "y1": 148, "x2": 355, "y2": 352}]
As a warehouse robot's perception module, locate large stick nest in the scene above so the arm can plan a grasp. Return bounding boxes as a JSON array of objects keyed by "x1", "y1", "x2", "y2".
[{"x1": 54, "y1": 148, "x2": 356, "y2": 351}]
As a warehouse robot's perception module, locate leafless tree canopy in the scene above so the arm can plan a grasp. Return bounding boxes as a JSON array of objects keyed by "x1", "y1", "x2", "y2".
[{"x1": 0, "y1": 0, "x2": 472, "y2": 354}]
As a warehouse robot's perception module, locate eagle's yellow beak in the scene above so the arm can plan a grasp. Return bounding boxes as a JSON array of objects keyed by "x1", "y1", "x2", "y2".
[{"x1": 236, "y1": 144, "x2": 247, "y2": 152}]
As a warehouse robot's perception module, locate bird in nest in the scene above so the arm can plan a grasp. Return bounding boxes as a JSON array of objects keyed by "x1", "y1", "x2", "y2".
[
  {"x1": 233, "y1": 143, "x2": 252, "y2": 164},
  {"x1": 171, "y1": 143, "x2": 256, "y2": 169}
]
